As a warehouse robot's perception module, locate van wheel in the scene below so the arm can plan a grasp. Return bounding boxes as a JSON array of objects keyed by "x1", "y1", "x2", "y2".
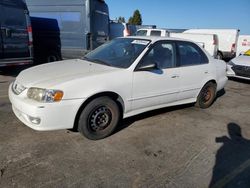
[
  {"x1": 196, "y1": 82, "x2": 216, "y2": 109},
  {"x1": 216, "y1": 52, "x2": 223, "y2": 60},
  {"x1": 47, "y1": 54, "x2": 59, "y2": 62},
  {"x1": 78, "y1": 97, "x2": 120, "y2": 140}
]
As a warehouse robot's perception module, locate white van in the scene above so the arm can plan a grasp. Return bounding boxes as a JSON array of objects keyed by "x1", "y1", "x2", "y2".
[
  {"x1": 236, "y1": 35, "x2": 250, "y2": 56},
  {"x1": 136, "y1": 29, "x2": 218, "y2": 57},
  {"x1": 170, "y1": 33, "x2": 218, "y2": 57},
  {"x1": 184, "y1": 29, "x2": 240, "y2": 60},
  {"x1": 136, "y1": 28, "x2": 169, "y2": 37}
]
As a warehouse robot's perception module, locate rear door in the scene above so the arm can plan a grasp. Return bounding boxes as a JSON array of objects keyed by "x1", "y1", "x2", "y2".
[
  {"x1": 176, "y1": 41, "x2": 211, "y2": 100},
  {"x1": 1, "y1": 1, "x2": 30, "y2": 59}
]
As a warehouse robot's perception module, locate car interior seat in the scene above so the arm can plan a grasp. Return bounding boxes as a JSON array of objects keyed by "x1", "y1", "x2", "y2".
[{"x1": 153, "y1": 46, "x2": 173, "y2": 69}]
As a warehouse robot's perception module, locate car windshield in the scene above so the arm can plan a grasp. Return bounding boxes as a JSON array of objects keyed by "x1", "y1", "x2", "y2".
[
  {"x1": 84, "y1": 38, "x2": 150, "y2": 68},
  {"x1": 244, "y1": 50, "x2": 250, "y2": 56}
]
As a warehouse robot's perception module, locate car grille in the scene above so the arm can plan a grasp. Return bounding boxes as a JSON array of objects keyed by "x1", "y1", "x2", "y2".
[
  {"x1": 232, "y1": 65, "x2": 250, "y2": 78},
  {"x1": 12, "y1": 81, "x2": 26, "y2": 95}
]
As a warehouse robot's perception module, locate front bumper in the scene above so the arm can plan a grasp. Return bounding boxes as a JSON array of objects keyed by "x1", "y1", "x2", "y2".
[
  {"x1": 9, "y1": 83, "x2": 84, "y2": 131},
  {"x1": 227, "y1": 64, "x2": 250, "y2": 80}
]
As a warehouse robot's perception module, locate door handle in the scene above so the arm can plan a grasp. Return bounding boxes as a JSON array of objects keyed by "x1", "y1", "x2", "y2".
[
  {"x1": 204, "y1": 71, "x2": 209, "y2": 74},
  {"x1": 171, "y1": 75, "x2": 179, "y2": 78}
]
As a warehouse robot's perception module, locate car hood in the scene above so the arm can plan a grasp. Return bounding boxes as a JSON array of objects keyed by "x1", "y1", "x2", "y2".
[
  {"x1": 231, "y1": 55, "x2": 250, "y2": 66},
  {"x1": 16, "y1": 59, "x2": 121, "y2": 88}
]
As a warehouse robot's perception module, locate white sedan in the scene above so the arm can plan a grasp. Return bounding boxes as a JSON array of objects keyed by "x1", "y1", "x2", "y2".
[
  {"x1": 227, "y1": 50, "x2": 250, "y2": 80},
  {"x1": 9, "y1": 37, "x2": 228, "y2": 140}
]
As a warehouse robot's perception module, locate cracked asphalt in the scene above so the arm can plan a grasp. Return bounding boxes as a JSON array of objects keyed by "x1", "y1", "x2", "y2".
[{"x1": 0, "y1": 67, "x2": 250, "y2": 188}]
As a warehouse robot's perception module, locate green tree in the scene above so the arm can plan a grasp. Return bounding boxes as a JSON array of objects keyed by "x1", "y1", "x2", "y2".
[
  {"x1": 117, "y1": 16, "x2": 126, "y2": 23},
  {"x1": 128, "y1": 9, "x2": 142, "y2": 25}
]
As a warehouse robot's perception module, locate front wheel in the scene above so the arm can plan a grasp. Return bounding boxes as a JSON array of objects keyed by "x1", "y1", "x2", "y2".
[
  {"x1": 196, "y1": 82, "x2": 217, "y2": 109},
  {"x1": 78, "y1": 97, "x2": 120, "y2": 140}
]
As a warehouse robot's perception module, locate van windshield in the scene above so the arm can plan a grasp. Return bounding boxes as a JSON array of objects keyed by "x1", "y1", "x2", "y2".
[
  {"x1": 84, "y1": 38, "x2": 150, "y2": 68},
  {"x1": 244, "y1": 50, "x2": 250, "y2": 56}
]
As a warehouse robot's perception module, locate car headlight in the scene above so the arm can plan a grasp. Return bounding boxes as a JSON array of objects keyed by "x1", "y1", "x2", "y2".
[{"x1": 27, "y1": 87, "x2": 64, "y2": 103}]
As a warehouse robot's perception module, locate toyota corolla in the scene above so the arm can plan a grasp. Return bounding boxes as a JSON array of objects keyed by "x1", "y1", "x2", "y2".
[{"x1": 9, "y1": 37, "x2": 228, "y2": 140}]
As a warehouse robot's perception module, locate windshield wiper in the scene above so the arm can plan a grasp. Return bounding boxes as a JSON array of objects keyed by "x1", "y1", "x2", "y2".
[{"x1": 84, "y1": 57, "x2": 111, "y2": 66}]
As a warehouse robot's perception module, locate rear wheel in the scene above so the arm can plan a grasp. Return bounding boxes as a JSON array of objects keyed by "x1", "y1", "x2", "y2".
[
  {"x1": 47, "y1": 53, "x2": 60, "y2": 62},
  {"x1": 216, "y1": 52, "x2": 223, "y2": 60},
  {"x1": 196, "y1": 82, "x2": 216, "y2": 109},
  {"x1": 78, "y1": 97, "x2": 120, "y2": 140}
]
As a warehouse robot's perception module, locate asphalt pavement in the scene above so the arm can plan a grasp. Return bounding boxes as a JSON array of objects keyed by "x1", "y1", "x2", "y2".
[{"x1": 0, "y1": 67, "x2": 250, "y2": 188}]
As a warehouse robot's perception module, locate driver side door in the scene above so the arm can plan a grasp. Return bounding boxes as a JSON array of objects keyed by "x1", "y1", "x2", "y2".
[{"x1": 131, "y1": 41, "x2": 180, "y2": 111}]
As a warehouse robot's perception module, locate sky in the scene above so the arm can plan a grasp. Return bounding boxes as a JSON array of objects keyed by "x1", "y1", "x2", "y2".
[{"x1": 105, "y1": 0, "x2": 250, "y2": 35}]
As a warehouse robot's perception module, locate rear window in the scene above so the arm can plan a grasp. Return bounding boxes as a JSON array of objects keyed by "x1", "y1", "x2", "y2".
[
  {"x1": 177, "y1": 41, "x2": 208, "y2": 66},
  {"x1": 136, "y1": 30, "x2": 147, "y2": 36},
  {"x1": 2, "y1": 6, "x2": 27, "y2": 28},
  {"x1": 244, "y1": 49, "x2": 250, "y2": 56},
  {"x1": 150, "y1": 30, "x2": 161, "y2": 36}
]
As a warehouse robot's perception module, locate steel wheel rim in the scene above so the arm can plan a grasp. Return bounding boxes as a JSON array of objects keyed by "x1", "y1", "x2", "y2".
[
  {"x1": 201, "y1": 86, "x2": 213, "y2": 104},
  {"x1": 88, "y1": 106, "x2": 112, "y2": 132}
]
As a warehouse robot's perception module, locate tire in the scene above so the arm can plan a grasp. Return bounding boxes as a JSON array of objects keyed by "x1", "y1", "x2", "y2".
[
  {"x1": 216, "y1": 52, "x2": 223, "y2": 60},
  {"x1": 78, "y1": 97, "x2": 120, "y2": 140},
  {"x1": 196, "y1": 82, "x2": 217, "y2": 109},
  {"x1": 47, "y1": 54, "x2": 59, "y2": 62}
]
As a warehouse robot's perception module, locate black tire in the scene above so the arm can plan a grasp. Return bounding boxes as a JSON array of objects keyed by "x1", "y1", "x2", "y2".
[
  {"x1": 47, "y1": 54, "x2": 59, "y2": 62},
  {"x1": 196, "y1": 82, "x2": 217, "y2": 109},
  {"x1": 216, "y1": 52, "x2": 223, "y2": 60},
  {"x1": 78, "y1": 97, "x2": 120, "y2": 140}
]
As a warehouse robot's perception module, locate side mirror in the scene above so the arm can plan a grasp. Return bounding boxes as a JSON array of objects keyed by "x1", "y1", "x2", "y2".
[{"x1": 135, "y1": 62, "x2": 158, "y2": 71}]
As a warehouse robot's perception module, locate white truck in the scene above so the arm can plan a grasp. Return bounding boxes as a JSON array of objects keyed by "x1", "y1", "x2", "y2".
[
  {"x1": 136, "y1": 28, "x2": 218, "y2": 57},
  {"x1": 236, "y1": 35, "x2": 250, "y2": 56},
  {"x1": 136, "y1": 28, "x2": 169, "y2": 37},
  {"x1": 170, "y1": 33, "x2": 218, "y2": 58},
  {"x1": 184, "y1": 29, "x2": 240, "y2": 60}
]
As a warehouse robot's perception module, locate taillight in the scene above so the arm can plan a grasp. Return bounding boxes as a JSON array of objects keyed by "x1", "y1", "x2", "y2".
[
  {"x1": 27, "y1": 26, "x2": 33, "y2": 46},
  {"x1": 231, "y1": 43, "x2": 236, "y2": 53}
]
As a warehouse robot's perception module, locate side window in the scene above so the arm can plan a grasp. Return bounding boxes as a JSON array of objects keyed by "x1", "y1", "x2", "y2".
[
  {"x1": 31, "y1": 12, "x2": 82, "y2": 33},
  {"x1": 2, "y1": 6, "x2": 26, "y2": 29},
  {"x1": 150, "y1": 30, "x2": 161, "y2": 36},
  {"x1": 139, "y1": 41, "x2": 175, "y2": 69},
  {"x1": 177, "y1": 42, "x2": 208, "y2": 66},
  {"x1": 136, "y1": 30, "x2": 147, "y2": 36}
]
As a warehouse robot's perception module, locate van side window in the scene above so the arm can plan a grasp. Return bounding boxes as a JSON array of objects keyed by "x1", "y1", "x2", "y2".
[
  {"x1": 177, "y1": 42, "x2": 208, "y2": 66},
  {"x1": 140, "y1": 41, "x2": 175, "y2": 69},
  {"x1": 150, "y1": 30, "x2": 161, "y2": 36},
  {"x1": 31, "y1": 12, "x2": 82, "y2": 32},
  {"x1": 2, "y1": 6, "x2": 26, "y2": 28}
]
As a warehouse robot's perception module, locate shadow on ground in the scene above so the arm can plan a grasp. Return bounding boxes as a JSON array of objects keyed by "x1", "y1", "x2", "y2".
[
  {"x1": 116, "y1": 88, "x2": 226, "y2": 134},
  {"x1": 229, "y1": 77, "x2": 250, "y2": 84},
  {"x1": 210, "y1": 123, "x2": 250, "y2": 188},
  {"x1": 0, "y1": 65, "x2": 32, "y2": 77},
  {"x1": 116, "y1": 103, "x2": 194, "y2": 134}
]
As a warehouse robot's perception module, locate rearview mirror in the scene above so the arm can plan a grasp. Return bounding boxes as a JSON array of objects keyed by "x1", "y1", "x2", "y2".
[{"x1": 135, "y1": 63, "x2": 157, "y2": 71}]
